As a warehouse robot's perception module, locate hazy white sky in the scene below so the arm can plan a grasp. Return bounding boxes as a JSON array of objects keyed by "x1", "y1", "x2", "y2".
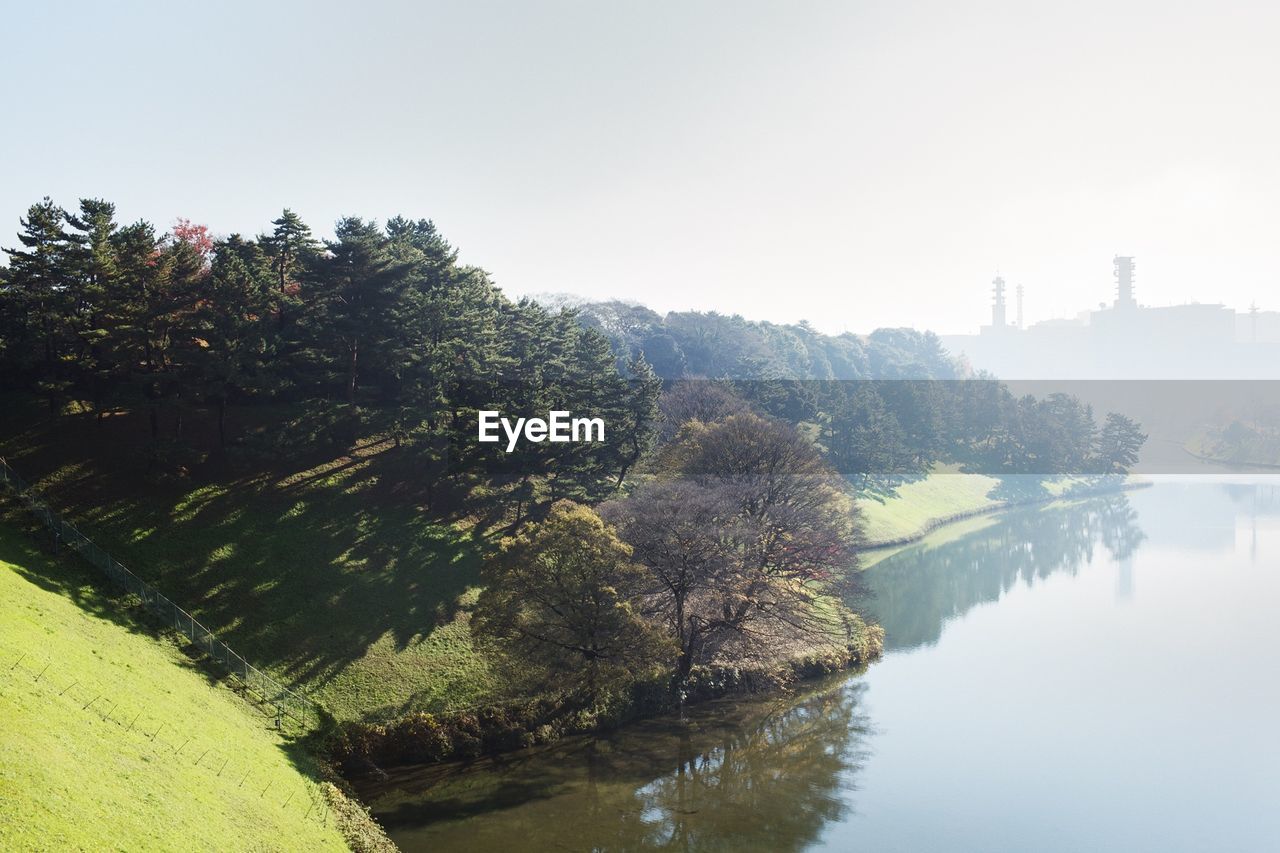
[{"x1": 3, "y1": 0, "x2": 1279, "y2": 334}]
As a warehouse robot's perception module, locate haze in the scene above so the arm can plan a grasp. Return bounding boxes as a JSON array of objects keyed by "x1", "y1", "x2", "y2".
[{"x1": 3, "y1": 0, "x2": 1278, "y2": 334}]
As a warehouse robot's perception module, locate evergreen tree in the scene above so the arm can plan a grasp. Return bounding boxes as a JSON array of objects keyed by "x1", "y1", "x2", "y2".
[
  {"x1": 64, "y1": 199, "x2": 123, "y2": 418},
  {"x1": 825, "y1": 383, "x2": 911, "y2": 487},
  {"x1": 263, "y1": 208, "x2": 317, "y2": 331},
  {"x1": 1092, "y1": 413, "x2": 1147, "y2": 474},
  {"x1": 304, "y1": 217, "x2": 414, "y2": 444},
  {"x1": 184, "y1": 235, "x2": 276, "y2": 446},
  {"x1": 4, "y1": 198, "x2": 74, "y2": 414},
  {"x1": 611, "y1": 353, "x2": 661, "y2": 486}
]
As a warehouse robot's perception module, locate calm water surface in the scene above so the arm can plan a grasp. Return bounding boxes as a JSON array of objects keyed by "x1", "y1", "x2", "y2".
[{"x1": 357, "y1": 481, "x2": 1280, "y2": 852}]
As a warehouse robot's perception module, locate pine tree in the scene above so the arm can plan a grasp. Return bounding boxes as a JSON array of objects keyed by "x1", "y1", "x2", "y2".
[
  {"x1": 4, "y1": 198, "x2": 74, "y2": 414},
  {"x1": 184, "y1": 235, "x2": 275, "y2": 447},
  {"x1": 613, "y1": 353, "x2": 661, "y2": 487},
  {"x1": 305, "y1": 217, "x2": 415, "y2": 445},
  {"x1": 64, "y1": 199, "x2": 123, "y2": 419},
  {"x1": 263, "y1": 209, "x2": 318, "y2": 331}
]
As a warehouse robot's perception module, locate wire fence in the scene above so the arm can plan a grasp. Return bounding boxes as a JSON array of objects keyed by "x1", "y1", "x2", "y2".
[
  {"x1": 0, "y1": 456, "x2": 316, "y2": 728},
  {"x1": 0, "y1": 644, "x2": 334, "y2": 829}
]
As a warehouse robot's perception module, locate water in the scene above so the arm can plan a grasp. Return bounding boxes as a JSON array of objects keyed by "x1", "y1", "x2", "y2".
[{"x1": 357, "y1": 481, "x2": 1280, "y2": 851}]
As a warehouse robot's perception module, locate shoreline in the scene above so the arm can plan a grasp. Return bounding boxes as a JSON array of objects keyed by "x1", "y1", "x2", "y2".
[
  {"x1": 1180, "y1": 443, "x2": 1280, "y2": 471},
  {"x1": 331, "y1": 478, "x2": 1144, "y2": 780},
  {"x1": 327, "y1": 632, "x2": 883, "y2": 779},
  {"x1": 860, "y1": 477, "x2": 1150, "y2": 552}
]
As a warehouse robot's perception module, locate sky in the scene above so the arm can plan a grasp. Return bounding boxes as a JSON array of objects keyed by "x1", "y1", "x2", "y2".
[{"x1": 3, "y1": 0, "x2": 1279, "y2": 335}]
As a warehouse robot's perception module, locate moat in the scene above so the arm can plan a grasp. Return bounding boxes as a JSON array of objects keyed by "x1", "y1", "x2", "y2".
[{"x1": 357, "y1": 480, "x2": 1280, "y2": 852}]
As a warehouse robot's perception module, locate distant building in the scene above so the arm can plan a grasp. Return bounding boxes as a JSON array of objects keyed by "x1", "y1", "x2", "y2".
[
  {"x1": 940, "y1": 256, "x2": 1280, "y2": 378},
  {"x1": 981, "y1": 276, "x2": 1009, "y2": 333},
  {"x1": 1113, "y1": 255, "x2": 1137, "y2": 310},
  {"x1": 1238, "y1": 306, "x2": 1280, "y2": 344}
]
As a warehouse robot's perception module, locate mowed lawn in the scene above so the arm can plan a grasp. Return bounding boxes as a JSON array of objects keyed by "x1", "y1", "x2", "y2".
[
  {"x1": 855, "y1": 468, "x2": 1111, "y2": 547},
  {"x1": 0, "y1": 525, "x2": 348, "y2": 851},
  {"x1": 0, "y1": 404, "x2": 496, "y2": 723},
  {"x1": 857, "y1": 469, "x2": 1002, "y2": 545}
]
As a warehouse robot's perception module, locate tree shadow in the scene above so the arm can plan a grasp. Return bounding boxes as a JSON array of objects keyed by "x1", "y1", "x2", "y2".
[
  {"x1": 986, "y1": 474, "x2": 1055, "y2": 503},
  {"x1": 1, "y1": 399, "x2": 489, "y2": 719}
]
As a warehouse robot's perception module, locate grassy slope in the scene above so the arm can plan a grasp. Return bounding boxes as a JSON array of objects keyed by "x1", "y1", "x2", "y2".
[
  {"x1": 855, "y1": 467, "x2": 1117, "y2": 547},
  {"x1": 1, "y1": 403, "x2": 495, "y2": 723},
  {"x1": 0, "y1": 524, "x2": 349, "y2": 852},
  {"x1": 857, "y1": 470, "x2": 1002, "y2": 546}
]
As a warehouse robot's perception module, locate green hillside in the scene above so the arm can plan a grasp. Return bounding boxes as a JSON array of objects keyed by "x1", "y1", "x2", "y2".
[
  {"x1": 0, "y1": 523, "x2": 352, "y2": 851},
  {"x1": 1, "y1": 404, "x2": 495, "y2": 724}
]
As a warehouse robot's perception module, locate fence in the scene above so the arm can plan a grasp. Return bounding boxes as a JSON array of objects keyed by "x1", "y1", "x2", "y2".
[
  {"x1": 0, "y1": 456, "x2": 316, "y2": 727},
  {"x1": 1, "y1": 644, "x2": 334, "y2": 830}
]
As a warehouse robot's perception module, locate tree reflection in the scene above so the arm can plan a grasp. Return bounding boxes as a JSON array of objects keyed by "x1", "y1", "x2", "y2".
[
  {"x1": 861, "y1": 494, "x2": 1145, "y2": 651},
  {"x1": 366, "y1": 681, "x2": 870, "y2": 852},
  {"x1": 612, "y1": 683, "x2": 870, "y2": 851}
]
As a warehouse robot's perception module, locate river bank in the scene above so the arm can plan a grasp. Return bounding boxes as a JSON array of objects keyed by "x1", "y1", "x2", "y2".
[
  {"x1": 356, "y1": 480, "x2": 1280, "y2": 852},
  {"x1": 331, "y1": 472, "x2": 1141, "y2": 780},
  {"x1": 327, "y1": 616, "x2": 883, "y2": 778},
  {"x1": 857, "y1": 470, "x2": 1147, "y2": 550}
]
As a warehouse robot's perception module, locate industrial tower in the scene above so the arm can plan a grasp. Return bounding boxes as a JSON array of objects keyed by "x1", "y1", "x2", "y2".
[
  {"x1": 1016, "y1": 284, "x2": 1024, "y2": 329},
  {"x1": 991, "y1": 276, "x2": 1007, "y2": 327},
  {"x1": 1114, "y1": 255, "x2": 1136, "y2": 309}
]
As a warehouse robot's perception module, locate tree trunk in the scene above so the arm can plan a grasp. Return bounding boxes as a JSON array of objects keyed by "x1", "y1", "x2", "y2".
[{"x1": 346, "y1": 340, "x2": 359, "y2": 404}]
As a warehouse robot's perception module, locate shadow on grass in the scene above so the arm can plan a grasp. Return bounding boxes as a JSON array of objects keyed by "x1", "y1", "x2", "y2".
[{"x1": 0, "y1": 398, "x2": 488, "y2": 716}]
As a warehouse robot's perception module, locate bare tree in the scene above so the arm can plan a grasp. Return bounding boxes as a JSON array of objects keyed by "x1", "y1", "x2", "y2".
[{"x1": 610, "y1": 413, "x2": 867, "y2": 690}]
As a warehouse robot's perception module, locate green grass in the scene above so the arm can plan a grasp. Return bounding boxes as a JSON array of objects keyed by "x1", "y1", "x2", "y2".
[
  {"x1": 856, "y1": 467, "x2": 1119, "y2": 548},
  {"x1": 856, "y1": 469, "x2": 1002, "y2": 546},
  {"x1": 0, "y1": 524, "x2": 349, "y2": 851},
  {"x1": 0, "y1": 403, "x2": 496, "y2": 723},
  {"x1": 857, "y1": 512, "x2": 1004, "y2": 570}
]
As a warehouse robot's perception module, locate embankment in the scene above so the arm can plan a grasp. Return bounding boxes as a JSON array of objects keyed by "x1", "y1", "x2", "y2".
[
  {"x1": 857, "y1": 471, "x2": 1146, "y2": 550},
  {"x1": 0, "y1": 520, "x2": 383, "y2": 851},
  {"x1": 327, "y1": 616, "x2": 884, "y2": 776}
]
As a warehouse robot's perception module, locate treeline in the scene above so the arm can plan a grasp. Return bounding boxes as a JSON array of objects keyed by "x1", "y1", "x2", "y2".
[
  {"x1": 567, "y1": 298, "x2": 958, "y2": 380},
  {"x1": 0, "y1": 198, "x2": 658, "y2": 502},
  {"x1": 653, "y1": 379, "x2": 1146, "y2": 488},
  {"x1": 565, "y1": 301, "x2": 1146, "y2": 482},
  {"x1": 0, "y1": 197, "x2": 1146, "y2": 501}
]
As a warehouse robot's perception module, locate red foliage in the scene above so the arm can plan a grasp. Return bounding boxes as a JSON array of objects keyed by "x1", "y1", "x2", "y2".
[{"x1": 172, "y1": 218, "x2": 214, "y2": 259}]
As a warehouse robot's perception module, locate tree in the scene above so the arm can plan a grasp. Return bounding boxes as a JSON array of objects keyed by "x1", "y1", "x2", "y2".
[
  {"x1": 473, "y1": 501, "x2": 672, "y2": 696},
  {"x1": 304, "y1": 217, "x2": 415, "y2": 444},
  {"x1": 4, "y1": 198, "x2": 74, "y2": 413},
  {"x1": 263, "y1": 209, "x2": 318, "y2": 331},
  {"x1": 824, "y1": 382, "x2": 912, "y2": 488},
  {"x1": 641, "y1": 413, "x2": 864, "y2": 684},
  {"x1": 154, "y1": 222, "x2": 214, "y2": 440},
  {"x1": 657, "y1": 380, "x2": 748, "y2": 442},
  {"x1": 1092, "y1": 413, "x2": 1146, "y2": 474},
  {"x1": 601, "y1": 481, "x2": 743, "y2": 685},
  {"x1": 611, "y1": 353, "x2": 661, "y2": 486},
  {"x1": 64, "y1": 199, "x2": 123, "y2": 420},
  {"x1": 184, "y1": 235, "x2": 276, "y2": 446}
]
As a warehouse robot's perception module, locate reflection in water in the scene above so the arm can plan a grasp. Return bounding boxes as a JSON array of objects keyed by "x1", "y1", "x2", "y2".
[
  {"x1": 1222, "y1": 482, "x2": 1280, "y2": 564},
  {"x1": 360, "y1": 484, "x2": 1280, "y2": 852},
  {"x1": 362, "y1": 681, "x2": 871, "y2": 852},
  {"x1": 862, "y1": 494, "x2": 1145, "y2": 651}
]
